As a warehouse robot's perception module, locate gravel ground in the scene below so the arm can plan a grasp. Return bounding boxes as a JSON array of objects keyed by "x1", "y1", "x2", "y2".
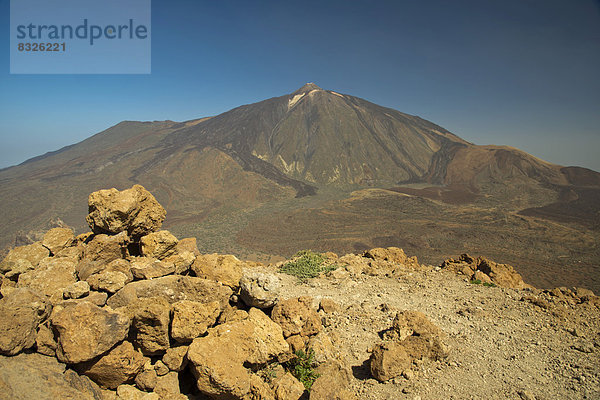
[{"x1": 277, "y1": 266, "x2": 600, "y2": 400}]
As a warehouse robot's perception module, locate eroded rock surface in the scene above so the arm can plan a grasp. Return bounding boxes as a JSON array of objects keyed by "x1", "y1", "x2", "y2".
[
  {"x1": 51, "y1": 302, "x2": 130, "y2": 364},
  {"x1": 86, "y1": 184, "x2": 166, "y2": 238},
  {"x1": 0, "y1": 353, "x2": 105, "y2": 400},
  {"x1": 0, "y1": 288, "x2": 50, "y2": 355}
]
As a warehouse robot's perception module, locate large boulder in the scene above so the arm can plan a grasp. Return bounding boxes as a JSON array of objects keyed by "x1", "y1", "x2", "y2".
[
  {"x1": 129, "y1": 257, "x2": 175, "y2": 280},
  {"x1": 191, "y1": 253, "x2": 244, "y2": 290},
  {"x1": 363, "y1": 247, "x2": 409, "y2": 264},
  {"x1": 187, "y1": 308, "x2": 289, "y2": 398},
  {"x1": 272, "y1": 372, "x2": 305, "y2": 400},
  {"x1": 0, "y1": 241, "x2": 49, "y2": 276},
  {"x1": 75, "y1": 341, "x2": 146, "y2": 389},
  {"x1": 0, "y1": 353, "x2": 105, "y2": 400},
  {"x1": 441, "y1": 254, "x2": 531, "y2": 289},
  {"x1": 163, "y1": 251, "x2": 195, "y2": 275},
  {"x1": 477, "y1": 257, "x2": 531, "y2": 289},
  {"x1": 86, "y1": 185, "x2": 166, "y2": 238},
  {"x1": 307, "y1": 331, "x2": 337, "y2": 364},
  {"x1": 440, "y1": 254, "x2": 477, "y2": 276},
  {"x1": 271, "y1": 297, "x2": 322, "y2": 338},
  {"x1": 176, "y1": 237, "x2": 201, "y2": 256},
  {"x1": 369, "y1": 341, "x2": 411, "y2": 382},
  {"x1": 170, "y1": 300, "x2": 220, "y2": 343},
  {"x1": 77, "y1": 232, "x2": 129, "y2": 280},
  {"x1": 87, "y1": 271, "x2": 130, "y2": 294},
  {"x1": 17, "y1": 257, "x2": 77, "y2": 301},
  {"x1": 106, "y1": 275, "x2": 232, "y2": 310},
  {"x1": 139, "y1": 231, "x2": 178, "y2": 260},
  {"x1": 129, "y1": 297, "x2": 171, "y2": 355},
  {"x1": 0, "y1": 288, "x2": 51, "y2": 355},
  {"x1": 387, "y1": 310, "x2": 443, "y2": 342},
  {"x1": 51, "y1": 302, "x2": 131, "y2": 364},
  {"x1": 42, "y1": 228, "x2": 75, "y2": 255},
  {"x1": 63, "y1": 281, "x2": 91, "y2": 300},
  {"x1": 239, "y1": 270, "x2": 281, "y2": 309},
  {"x1": 310, "y1": 360, "x2": 356, "y2": 400}
]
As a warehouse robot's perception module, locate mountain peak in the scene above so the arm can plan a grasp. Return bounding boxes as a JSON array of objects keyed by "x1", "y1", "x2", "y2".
[{"x1": 292, "y1": 82, "x2": 322, "y2": 95}]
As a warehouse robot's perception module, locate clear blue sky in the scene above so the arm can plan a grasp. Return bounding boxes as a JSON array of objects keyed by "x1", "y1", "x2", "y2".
[{"x1": 1, "y1": 0, "x2": 599, "y2": 171}]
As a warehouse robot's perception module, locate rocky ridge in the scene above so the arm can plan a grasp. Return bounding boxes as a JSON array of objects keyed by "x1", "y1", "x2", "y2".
[{"x1": 0, "y1": 185, "x2": 598, "y2": 400}]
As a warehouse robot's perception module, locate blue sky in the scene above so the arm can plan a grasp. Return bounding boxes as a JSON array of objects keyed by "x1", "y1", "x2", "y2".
[{"x1": 1, "y1": 0, "x2": 599, "y2": 171}]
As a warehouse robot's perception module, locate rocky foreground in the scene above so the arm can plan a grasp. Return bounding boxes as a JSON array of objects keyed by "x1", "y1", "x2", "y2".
[{"x1": 0, "y1": 185, "x2": 598, "y2": 400}]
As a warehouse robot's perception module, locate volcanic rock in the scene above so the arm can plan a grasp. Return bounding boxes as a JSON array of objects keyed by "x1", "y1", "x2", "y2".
[
  {"x1": 369, "y1": 341, "x2": 411, "y2": 382},
  {"x1": 0, "y1": 352, "x2": 105, "y2": 400},
  {"x1": 42, "y1": 228, "x2": 75, "y2": 255},
  {"x1": 129, "y1": 297, "x2": 171, "y2": 355},
  {"x1": 51, "y1": 302, "x2": 130, "y2": 364},
  {"x1": 17, "y1": 257, "x2": 77, "y2": 301},
  {"x1": 116, "y1": 384, "x2": 160, "y2": 400},
  {"x1": 0, "y1": 241, "x2": 49, "y2": 277},
  {"x1": 240, "y1": 270, "x2": 281, "y2": 309},
  {"x1": 310, "y1": 360, "x2": 356, "y2": 400},
  {"x1": 134, "y1": 369, "x2": 157, "y2": 392},
  {"x1": 191, "y1": 253, "x2": 244, "y2": 290},
  {"x1": 170, "y1": 300, "x2": 220, "y2": 343},
  {"x1": 87, "y1": 271, "x2": 129, "y2": 294},
  {"x1": 75, "y1": 341, "x2": 145, "y2": 389},
  {"x1": 0, "y1": 288, "x2": 51, "y2": 355},
  {"x1": 187, "y1": 308, "x2": 289, "y2": 398},
  {"x1": 162, "y1": 345, "x2": 188, "y2": 372},
  {"x1": 77, "y1": 232, "x2": 129, "y2": 280},
  {"x1": 129, "y1": 257, "x2": 175, "y2": 280},
  {"x1": 271, "y1": 297, "x2": 322, "y2": 338},
  {"x1": 86, "y1": 184, "x2": 166, "y2": 238},
  {"x1": 63, "y1": 281, "x2": 90, "y2": 299},
  {"x1": 106, "y1": 275, "x2": 232, "y2": 310},
  {"x1": 140, "y1": 231, "x2": 178, "y2": 260},
  {"x1": 272, "y1": 372, "x2": 305, "y2": 400},
  {"x1": 36, "y1": 322, "x2": 58, "y2": 356}
]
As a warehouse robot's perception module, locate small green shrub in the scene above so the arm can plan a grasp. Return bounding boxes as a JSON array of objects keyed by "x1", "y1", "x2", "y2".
[
  {"x1": 470, "y1": 278, "x2": 496, "y2": 287},
  {"x1": 280, "y1": 250, "x2": 337, "y2": 281},
  {"x1": 285, "y1": 349, "x2": 319, "y2": 391},
  {"x1": 261, "y1": 363, "x2": 280, "y2": 384}
]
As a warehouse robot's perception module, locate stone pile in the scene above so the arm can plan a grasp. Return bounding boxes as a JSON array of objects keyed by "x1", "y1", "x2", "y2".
[
  {"x1": 370, "y1": 311, "x2": 449, "y2": 382},
  {"x1": 0, "y1": 186, "x2": 324, "y2": 399},
  {"x1": 0, "y1": 185, "x2": 450, "y2": 400},
  {"x1": 441, "y1": 253, "x2": 532, "y2": 289}
]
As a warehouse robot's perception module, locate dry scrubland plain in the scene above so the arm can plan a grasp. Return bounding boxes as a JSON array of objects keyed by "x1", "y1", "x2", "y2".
[
  {"x1": 0, "y1": 185, "x2": 598, "y2": 400},
  {"x1": 233, "y1": 187, "x2": 600, "y2": 293}
]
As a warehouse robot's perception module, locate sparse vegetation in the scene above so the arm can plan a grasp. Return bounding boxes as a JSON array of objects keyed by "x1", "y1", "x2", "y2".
[
  {"x1": 260, "y1": 363, "x2": 280, "y2": 384},
  {"x1": 470, "y1": 279, "x2": 496, "y2": 287},
  {"x1": 280, "y1": 250, "x2": 338, "y2": 281},
  {"x1": 285, "y1": 348, "x2": 319, "y2": 391}
]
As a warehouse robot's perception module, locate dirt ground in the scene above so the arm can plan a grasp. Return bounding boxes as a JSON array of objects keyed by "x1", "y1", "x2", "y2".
[{"x1": 276, "y1": 266, "x2": 600, "y2": 400}]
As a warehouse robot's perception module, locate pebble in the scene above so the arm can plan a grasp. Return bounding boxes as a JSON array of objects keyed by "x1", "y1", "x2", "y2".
[{"x1": 403, "y1": 370, "x2": 414, "y2": 380}]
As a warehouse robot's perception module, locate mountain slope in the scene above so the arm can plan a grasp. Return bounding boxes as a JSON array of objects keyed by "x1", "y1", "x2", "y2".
[
  {"x1": 145, "y1": 83, "x2": 469, "y2": 189},
  {"x1": 0, "y1": 83, "x2": 599, "y2": 290}
]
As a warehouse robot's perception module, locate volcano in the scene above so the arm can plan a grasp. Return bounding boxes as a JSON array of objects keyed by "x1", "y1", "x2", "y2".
[{"x1": 1, "y1": 83, "x2": 599, "y2": 291}]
